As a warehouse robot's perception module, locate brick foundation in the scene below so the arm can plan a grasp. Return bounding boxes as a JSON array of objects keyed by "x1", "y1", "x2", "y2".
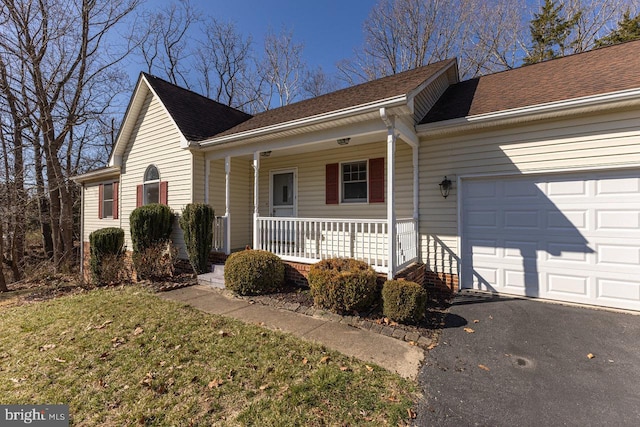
[
  {"x1": 284, "y1": 262, "x2": 311, "y2": 287},
  {"x1": 424, "y1": 270, "x2": 459, "y2": 296}
]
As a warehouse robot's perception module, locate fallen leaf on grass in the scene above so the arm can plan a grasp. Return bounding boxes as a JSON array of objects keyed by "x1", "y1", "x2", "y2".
[
  {"x1": 320, "y1": 356, "x2": 330, "y2": 364},
  {"x1": 463, "y1": 327, "x2": 475, "y2": 334},
  {"x1": 207, "y1": 379, "x2": 224, "y2": 389},
  {"x1": 365, "y1": 365, "x2": 374, "y2": 372},
  {"x1": 140, "y1": 372, "x2": 154, "y2": 387},
  {"x1": 301, "y1": 358, "x2": 308, "y2": 365},
  {"x1": 39, "y1": 344, "x2": 56, "y2": 352},
  {"x1": 218, "y1": 330, "x2": 229, "y2": 337},
  {"x1": 111, "y1": 337, "x2": 125, "y2": 348},
  {"x1": 387, "y1": 395, "x2": 399, "y2": 402},
  {"x1": 95, "y1": 320, "x2": 113, "y2": 329},
  {"x1": 53, "y1": 357, "x2": 67, "y2": 363},
  {"x1": 478, "y1": 364, "x2": 490, "y2": 371},
  {"x1": 339, "y1": 366, "x2": 350, "y2": 372},
  {"x1": 407, "y1": 408, "x2": 417, "y2": 419},
  {"x1": 259, "y1": 384, "x2": 270, "y2": 391},
  {"x1": 133, "y1": 327, "x2": 144, "y2": 336},
  {"x1": 587, "y1": 353, "x2": 595, "y2": 359},
  {"x1": 99, "y1": 352, "x2": 109, "y2": 360}
]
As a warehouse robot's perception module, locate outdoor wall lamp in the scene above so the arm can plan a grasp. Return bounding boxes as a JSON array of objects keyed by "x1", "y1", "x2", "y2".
[
  {"x1": 337, "y1": 138, "x2": 350, "y2": 146},
  {"x1": 439, "y1": 176, "x2": 452, "y2": 198},
  {"x1": 260, "y1": 151, "x2": 272, "y2": 157}
]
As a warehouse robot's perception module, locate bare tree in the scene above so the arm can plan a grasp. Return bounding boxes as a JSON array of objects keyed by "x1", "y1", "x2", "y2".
[
  {"x1": 259, "y1": 27, "x2": 307, "y2": 108},
  {"x1": 302, "y1": 66, "x2": 339, "y2": 98},
  {"x1": 0, "y1": 0, "x2": 142, "y2": 270},
  {"x1": 136, "y1": 0, "x2": 200, "y2": 87},
  {"x1": 194, "y1": 19, "x2": 259, "y2": 109}
]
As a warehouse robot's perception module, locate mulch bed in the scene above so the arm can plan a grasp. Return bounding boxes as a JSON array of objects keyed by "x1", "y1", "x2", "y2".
[{"x1": 240, "y1": 283, "x2": 452, "y2": 349}]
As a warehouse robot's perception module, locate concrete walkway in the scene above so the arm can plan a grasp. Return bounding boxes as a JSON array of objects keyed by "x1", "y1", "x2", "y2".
[{"x1": 159, "y1": 285, "x2": 424, "y2": 379}]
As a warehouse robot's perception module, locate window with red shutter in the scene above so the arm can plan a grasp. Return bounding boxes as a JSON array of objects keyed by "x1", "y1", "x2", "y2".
[
  {"x1": 368, "y1": 157, "x2": 384, "y2": 203},
  {"x1": 325, "y1": 163, "x2": 339, "y2": 204}
]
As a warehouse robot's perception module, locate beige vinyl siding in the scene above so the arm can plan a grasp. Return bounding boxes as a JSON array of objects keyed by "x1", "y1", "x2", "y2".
[
  {"x1": 192, "y1": 152, "x2": 206, "y2": 204},
  {"x1": 119, "y1": 90, "x2": 193, "y2": 257},
  {"x1": 208, "y1": 158, "x2": 253, "y2": 250},
  {"x1": 258, "y1": 140, "x2": 414, "y2": 219},
  {"x1": 82, "y1": 181, "x2": 120, "y2": 242},
  {"x1": 419, "y1": 108, "x2": 640, "y2": 275},
  {"x1": 413, "y1": 72, "x2": 452, "y2": 124}
]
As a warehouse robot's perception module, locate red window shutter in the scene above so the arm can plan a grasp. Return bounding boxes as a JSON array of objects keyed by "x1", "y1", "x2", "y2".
[
  {"x1": 369, "y1": 157, "x2": 385, "y2": 203},
  {"x1": 136, "y1": 184, "x2": 143, "y2": 208},
  {"x1": 160, "y1": 181, "x2": 168, "y2": 205},
  {"x1": 112, "y1": 182, "x2": 119, "y2": 219},
  {"x1": 98, "y1": 184, "x2": 104, "y2": 219},
  {"x1": 325, "y1": 163, "x2": 339, "y2": 204}
]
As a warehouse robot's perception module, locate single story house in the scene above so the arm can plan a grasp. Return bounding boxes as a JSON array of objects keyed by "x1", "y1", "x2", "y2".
[{"x1": 74, "y1": 40, "x2": 640, "y2": 311}]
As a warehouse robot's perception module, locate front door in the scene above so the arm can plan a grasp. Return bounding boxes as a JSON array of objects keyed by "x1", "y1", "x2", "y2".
[{"x1": 271, "y1": 170, "x2": 296, "y2": 217}]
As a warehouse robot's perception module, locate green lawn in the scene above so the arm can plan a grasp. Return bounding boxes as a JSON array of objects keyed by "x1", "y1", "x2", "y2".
[{"x1": 0, "y1": 287, "x2": 417, "y2": 425}]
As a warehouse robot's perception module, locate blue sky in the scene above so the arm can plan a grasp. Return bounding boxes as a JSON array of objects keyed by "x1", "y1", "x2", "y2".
[{"x1": 132, "y1": 0, "x2": 374, "y2": 79}]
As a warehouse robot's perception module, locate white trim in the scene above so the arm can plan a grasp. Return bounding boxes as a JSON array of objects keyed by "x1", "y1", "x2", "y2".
[
  {"x1": 456, "y1": 175, "x2": 463, "y2": 291},
  {"x1": 269, "y1": 168, "x2": 298, "y2": 217},
  {"x1": 252, "y1": 152, "x2": 260, "y2": 249},
  {"x1": 457, "y1": 162, "x2": 640, "y2": 181},
  {"x1": 72, "y1": 167, "x2": 120, "y2": 183},
  {"x1": 416, "y1": 88, "x2": 640, "y2": 137},
  {"x1": 386, "y1": 124, "x2": 397, "y2": 279},
  {"x1": 199, "y1": 96, "x2": 408, "y2": 148},
  {"x1": 339, "y1": 159, "x2": 369, "y2": 204}
]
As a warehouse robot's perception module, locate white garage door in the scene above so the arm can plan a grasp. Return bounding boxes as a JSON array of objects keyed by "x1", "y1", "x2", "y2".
[{"x1": 461, "y1": 170, "x2": 640, "y2": 311}]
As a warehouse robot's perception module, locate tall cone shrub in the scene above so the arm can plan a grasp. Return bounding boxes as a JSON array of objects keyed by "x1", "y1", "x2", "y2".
[
  {"x1": 179, "y1": 203, "x2": 215, "y2": 274},
  {"x1": 89, "y1": 227, "x2": 125, "y2": 285},
  {"x1": 129, "y1": 204, "x2": 173, "y2": 253}
]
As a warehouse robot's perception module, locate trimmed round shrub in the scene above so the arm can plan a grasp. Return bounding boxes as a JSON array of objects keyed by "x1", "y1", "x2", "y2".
[
  {"x1": 129, "y1": 204, "x2": 173, "y2": 253},
  {"x1": 89, "y1": 227, "x2": 125, "y2": 285},
  {"x1": 224, "y1": 250, "x2": 285, "y2": 295},
  {"x1": 382, "y1": 280, "x2": 428, "y2": 324},
  {"x1": 308, "y1": 258, "x2": 378, "y2": 313},
  {"x1": 179, "y1": 203, "x2": 215, "y2": 274}
]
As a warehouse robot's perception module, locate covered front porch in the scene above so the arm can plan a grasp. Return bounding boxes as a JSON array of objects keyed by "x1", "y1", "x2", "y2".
[{"x1": 202, "y1": 108, "x2": 421, "y2": 278}]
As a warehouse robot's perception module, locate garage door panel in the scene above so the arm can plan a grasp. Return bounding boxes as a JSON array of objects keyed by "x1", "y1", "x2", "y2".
[
  {"x1": 462, "y1": 170, "x2": 640, "y2": 311},
  {"x1": 504, "y1": 210, "x2": 539, "y2": 229},
  {"x1": 547, "y1": 210, "x2": 588, "y2": 231},
  {"x1": 546, "y1": 273, "x2": 590, "y2": 296},
  {"x1": 597, "y1": 278, "x2": 640, "y2": 302}
]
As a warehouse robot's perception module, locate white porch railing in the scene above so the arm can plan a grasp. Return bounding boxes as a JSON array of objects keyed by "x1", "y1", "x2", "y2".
[
  {"x1": 255, "y1": 217, "x2": 418, "y2": 275},
  {"x1": 212, "y1": 216, "x2": 227, "y2": 253}
]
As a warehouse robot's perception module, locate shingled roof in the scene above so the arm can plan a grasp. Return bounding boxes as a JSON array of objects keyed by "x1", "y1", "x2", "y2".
[
  {"x1": 420, "y1": 40, "x2": 640, "y2": 124},
  {"x1": 143, "y1": 73, "x2": 252, "y2": 141},
  {"x1": 214, "y1": 59, "x2": 455, "y2": 137}
]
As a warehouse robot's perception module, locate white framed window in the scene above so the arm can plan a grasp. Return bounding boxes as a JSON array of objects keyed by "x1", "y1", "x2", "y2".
[
  {"x1": 341, "y1": 160, "x2": 367, "y2": 203},
  {"x1": 144, "y1": 165, "x2": 160, "y2": 205},
  {"x1": 102, "y1": 183, "x2": 113, "y2": 218}
]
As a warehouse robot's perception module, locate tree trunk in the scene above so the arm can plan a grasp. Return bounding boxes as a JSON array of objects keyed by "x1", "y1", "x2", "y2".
[
  {"x1": 0, "y1": 222, "x2": 8, "y2": 292},
  {"x1": 34, "y1": 140, "x2": 54, "y2": 258}
]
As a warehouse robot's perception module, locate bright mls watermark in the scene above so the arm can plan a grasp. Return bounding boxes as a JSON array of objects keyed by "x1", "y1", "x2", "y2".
[{"x1": 1, "y1": 405, "x2": 68, "y2": 426}]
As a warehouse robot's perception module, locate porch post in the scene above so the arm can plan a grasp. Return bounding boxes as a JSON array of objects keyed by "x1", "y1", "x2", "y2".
[
  {"x1": 412, "y1": 145, "x2": 419, "y2": 220},
  {"x1": 204, "y1": 158, "x2": 210, "y2": 204},
  {"x1": 386, "y1": 122, "x2": 397, "y2": 280},
  {"x1": 224, "y1": 156, "x2": 231, "y2": 254},
  {"x1": 252, "y1": 152, "x2": 260, "y2": 249}
]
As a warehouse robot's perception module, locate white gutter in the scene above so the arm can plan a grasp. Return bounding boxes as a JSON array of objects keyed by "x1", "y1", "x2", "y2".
[
  {"x1": 197, "y1": 95, "x2": 408, "y2": 149},
  {"x1": 72, "y1": 166, "x2": 121, "y2": 183},
  {"x1": 416, "y1": 88, "x2": 640, "y2": 137}
]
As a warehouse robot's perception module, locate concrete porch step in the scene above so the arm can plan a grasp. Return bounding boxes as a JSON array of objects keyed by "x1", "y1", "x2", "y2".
[{"x1": 197, "y1": 263, "x2": 225, "y2": 289}]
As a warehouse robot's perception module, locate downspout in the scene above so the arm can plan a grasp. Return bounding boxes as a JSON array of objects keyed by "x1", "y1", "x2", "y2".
[{"x1": 380, "y1": 108, "x2": 396, "y2": 279}]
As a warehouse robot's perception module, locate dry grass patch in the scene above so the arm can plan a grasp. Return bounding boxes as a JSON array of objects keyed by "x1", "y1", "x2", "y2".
[{"x1": 0, "y1": 287, "x2": 416, "y2": 425}]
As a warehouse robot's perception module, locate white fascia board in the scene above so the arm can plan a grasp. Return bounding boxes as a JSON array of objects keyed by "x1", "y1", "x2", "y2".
[
  {"x1": 395, "y1": 117, "x2": 419, "y2": 148},
  {"x1": 108, "y1": 77, "x2": 148, "y2": 167},
  {"x1": 416, "y1": 88, "x2": 640, "y2": 137},
  {"x1": 405, "y1": 59, "x2": 459, "y2": 114},
  {"x1": 72, "y1": 166, "x2": 121, "y2": 183},
  {"x1": 197, "y1": 95, "x2": 408, "y2": 149}
]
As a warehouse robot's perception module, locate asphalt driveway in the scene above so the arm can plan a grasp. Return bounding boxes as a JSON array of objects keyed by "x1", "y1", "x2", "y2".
[{"x1": 415, "y1": 291, "x2": 640, "y2": 426}]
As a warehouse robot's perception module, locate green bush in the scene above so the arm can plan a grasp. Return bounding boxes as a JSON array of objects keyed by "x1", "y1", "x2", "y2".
[
  {"x1": 129, "y1": 204, "x2": 173, "y2": 253},
  {"x1": 89, "y1": 227, "x2": 125, "y2": 285},
  {"x1": 224, "y1": 250, "x2": 284, "y2": 295},
  {"x1": 179, "y1": 203, "x2": 215, "y2": 274},
  {"x1": 382, "y1": 280, "x2": 428, "y2": 324},
  {"x1": 308, "y1": 258, "x2": 378, "y2": 313}
]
